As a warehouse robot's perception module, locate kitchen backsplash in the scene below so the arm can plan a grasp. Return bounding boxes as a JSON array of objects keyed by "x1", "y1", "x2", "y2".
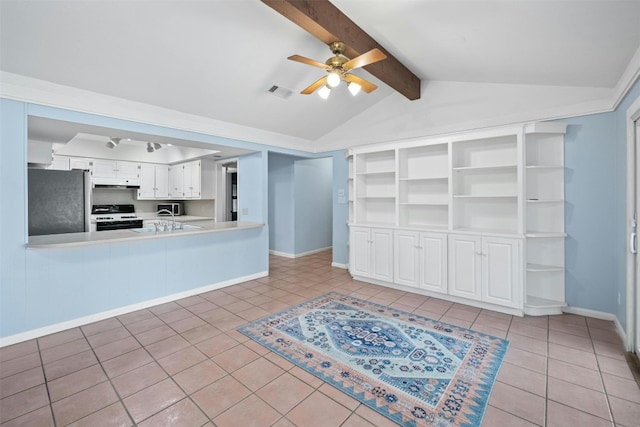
[{"x1": 92, "y1": 189, "x2": 215, "y2": 217}]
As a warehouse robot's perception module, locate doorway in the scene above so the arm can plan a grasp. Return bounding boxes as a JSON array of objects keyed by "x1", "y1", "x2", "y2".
[
  {"x1": 217, "y1": 160, "x2": 238, "y2": 222},
  {"x1": 626, "y1": 96, "x2": 640, "y2": 361}
]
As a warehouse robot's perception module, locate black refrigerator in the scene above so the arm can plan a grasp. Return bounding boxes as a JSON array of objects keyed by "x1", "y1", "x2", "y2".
[{"x1": 28, "y1": 168, "x2": 92, "y2": 236}]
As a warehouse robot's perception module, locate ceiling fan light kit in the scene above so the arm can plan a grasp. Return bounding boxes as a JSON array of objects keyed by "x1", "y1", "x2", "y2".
[
  {"x1": 318, "y1": 85, "x2": 331, "y2": 99},
  {"x1": 288, "y1": 40, "x2": 387, "y2": 98},
  {"x1": 348, "y1": 81, "x2": 361, "y2": 96}
]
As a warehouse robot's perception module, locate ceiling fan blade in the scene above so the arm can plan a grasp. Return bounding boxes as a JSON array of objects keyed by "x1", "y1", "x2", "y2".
[
  {"x1": 343, "y1": 48, "x2": 387, "y2": 70},
  {"x1": 288, "y1": 55, "x2": 329, "y2": 69},
  {"x1": 301, "y1": 76, "x2": 328, "y2": 94},
  {"x1": 344, "y1": 74, "x2": 378, "y2": 93}
]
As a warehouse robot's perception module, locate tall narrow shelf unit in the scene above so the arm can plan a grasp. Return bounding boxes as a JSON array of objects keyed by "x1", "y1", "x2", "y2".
[{"x1": 348, "y1": 123, "x2": 567, "y2": 316}]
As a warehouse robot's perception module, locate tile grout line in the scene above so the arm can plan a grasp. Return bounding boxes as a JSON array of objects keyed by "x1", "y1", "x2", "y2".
[
  {"x1": 586, "y1": 319, "x2": 617, "y2": 427},
  {"x1": 36, "y1": 336, "x2": 58, "y2": 427}
]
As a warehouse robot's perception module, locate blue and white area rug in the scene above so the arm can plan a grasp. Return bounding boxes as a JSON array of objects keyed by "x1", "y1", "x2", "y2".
[{"x1": 238, "y1": 292, "x2": 509, "y2": 427}]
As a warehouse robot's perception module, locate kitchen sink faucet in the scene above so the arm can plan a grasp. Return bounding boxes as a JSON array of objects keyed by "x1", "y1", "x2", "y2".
[{"x1": 156, "y1": 209, "x2": 176, "y2": 231}]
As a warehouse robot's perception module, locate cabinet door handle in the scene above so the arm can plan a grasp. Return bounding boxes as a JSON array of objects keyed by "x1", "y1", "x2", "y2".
[{"x1": 630, "y1": 232, "x2": 637, "y2": 254}]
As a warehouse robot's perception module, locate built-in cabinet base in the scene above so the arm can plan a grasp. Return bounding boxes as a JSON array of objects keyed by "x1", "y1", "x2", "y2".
[{"x1": 350, "y1": 274, "x2": 526, "y2": 317}]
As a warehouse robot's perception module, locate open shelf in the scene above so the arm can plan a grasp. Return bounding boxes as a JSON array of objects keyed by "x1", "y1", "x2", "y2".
[
  {"x1": 453, "y1": 164, "x2": 517, "y2": 173},
  {"x1": 526, "y1": 165, "x2": 564, "y2": 170},
  {"x1": 400, "y1": 201, "x2": 448, "y2": 206},
  {"x1": 526, "y1": 199, "x2": 563, "y2": 203},
  {"x1": 525, "y1": 296, "x2": 566, "y2": 309},
  {"x1": 526, "y1": 263, "x2": 564, "y2": 272},
  {"x1": 356, "y1": 170, "x2": 395, "y2": 176},
  {"x1": 525, "y1": 231, "x2": 566, "y2": 238},
  {"x1": 454, "y1": 194, "x2": 517, "y2": 198},
  {"x1": 399, "y1": 176, "x2": 448, "y2": 181}
]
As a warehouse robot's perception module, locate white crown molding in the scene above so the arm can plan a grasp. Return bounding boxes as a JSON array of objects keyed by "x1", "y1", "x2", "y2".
[
  {"x1": 2, "y1": 59, "x2": 639, "y2": 156},
  {"x1": 612, "y1": 44, "x2": 640, "y2": 110},
  {"x1": 0, "y1": 71, "x2": 315, "y2": 153}
]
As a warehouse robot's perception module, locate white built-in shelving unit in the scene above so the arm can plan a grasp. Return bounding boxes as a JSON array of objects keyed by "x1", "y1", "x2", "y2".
[{"x1": 347, "y1": 123, "x2": 567, "y2": 316}]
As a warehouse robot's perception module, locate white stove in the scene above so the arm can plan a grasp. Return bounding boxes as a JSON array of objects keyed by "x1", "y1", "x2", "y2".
[{"x1": 91, "y1": 204, "x2": 143, "y2": 231}]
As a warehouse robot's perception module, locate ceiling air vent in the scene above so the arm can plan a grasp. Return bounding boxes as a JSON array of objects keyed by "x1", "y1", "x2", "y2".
[{"x1": 268, "y1": 85, "x2": 293, "y2": 99}]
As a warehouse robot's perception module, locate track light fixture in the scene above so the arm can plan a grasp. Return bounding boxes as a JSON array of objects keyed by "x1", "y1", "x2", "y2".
[
  {"x1": 146, "y1": 142, "x2": 162, "y2": 152},
  {"x1": 106, "y1": 137, "x2": 121, "y2": 149}
]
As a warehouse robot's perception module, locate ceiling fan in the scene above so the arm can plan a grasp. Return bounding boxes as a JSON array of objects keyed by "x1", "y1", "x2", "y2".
[{"x1": 288, "y1": 41, "x2": 387, "y2": 99}]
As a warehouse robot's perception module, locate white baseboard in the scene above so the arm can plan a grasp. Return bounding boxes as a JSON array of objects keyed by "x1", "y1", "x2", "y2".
[
  {"x1": 269, "y1": 250, "x2": 295, "y2": 258},
  {"x1": 0, "y1": 271, "x2": 268, "y2": 348},
  {"x1": 562, "y1": 306, "x2": 629, "y2": 350},
  {"x1": 331, "y1": 262, "x2": 348, "y2": 269},
  {"x1": 269, "y1": 247, "x2": 332, "y2": 259}
]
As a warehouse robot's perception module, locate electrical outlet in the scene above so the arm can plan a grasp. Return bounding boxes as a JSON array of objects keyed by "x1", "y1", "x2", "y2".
[{"x1": 242, "y1": 208, "x2": 248, "y2": 215}]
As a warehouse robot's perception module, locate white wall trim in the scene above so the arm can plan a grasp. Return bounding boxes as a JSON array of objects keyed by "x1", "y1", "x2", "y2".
[
  {"x1": 0, "y1": 71, "x2": 312, "y2": 152},
  {"x1": 613, "y1": 44, "x2": 640, "y2": 110},
  {"x1": 0, "y1": 271, "x2": 268, "y2": 348},
  {"x1": 269, "y1": 250, "x2": 295, "y2": 258},
  {"x1": 562, "y1": 306, "x2": 629, "y2": 350},
  {"x1": 331, "y1": 262, "x2": 348, "y2": 269},
  {"x1": 626, "y1": 94, "x2": 640, "y2": 355},
  {"x1": 269, "y1": 247, "x2": 332, "y2": 259},
  {"x1": 1, "y1": 67, "x2": 639, "y2": 156}
]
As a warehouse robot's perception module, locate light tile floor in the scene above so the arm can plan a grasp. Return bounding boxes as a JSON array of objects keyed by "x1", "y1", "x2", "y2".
[{"x1": 1, "y1": 251, "x2": 639, "y2": 426}]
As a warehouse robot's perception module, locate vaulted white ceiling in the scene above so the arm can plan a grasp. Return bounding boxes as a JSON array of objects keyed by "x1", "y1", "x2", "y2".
[{"x1": 1, "y1": 0, "x2": 639, "y2": 152}]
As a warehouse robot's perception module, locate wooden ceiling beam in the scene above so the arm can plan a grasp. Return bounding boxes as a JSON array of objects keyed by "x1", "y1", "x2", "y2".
[{"x1": 261, "y1": 0, "x2": 421, "y2": 100}]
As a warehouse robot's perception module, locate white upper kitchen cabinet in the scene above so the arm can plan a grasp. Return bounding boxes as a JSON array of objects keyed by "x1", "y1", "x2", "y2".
[
  {"x1": 46, "y1": 155, "x2": 70, "y2": 171},
  {"x1": 92, "y1": 159, "x2": 139, "y2": 180},
  {"x1": 69, "y1": 158, "x2": 92, "y2": 171},
  {"x1": 137, "y1": 163, "x2": 169, "y2": 200},
  {"x1": 168, "y1": 164, "x2": 184, "y2": 198},
  {"x1": 170, "y1": 159, "x2": 216, "y2": 199}
]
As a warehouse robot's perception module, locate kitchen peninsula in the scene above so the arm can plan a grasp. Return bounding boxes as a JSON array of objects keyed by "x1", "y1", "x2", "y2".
[{"x1": 28, "y1": 220, "x2": 264, "y2": 248}]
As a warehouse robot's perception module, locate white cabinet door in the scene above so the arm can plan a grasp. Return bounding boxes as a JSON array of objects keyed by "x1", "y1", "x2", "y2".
[
  {"x1": 155, "y1": 165, "x2": 169, "y2": 199},
  {"x1": 370, "y1": 228, "x2": 394, "y2": 282},
  {"x1": 69, "y1": 158, "x2": 91, "y2": 171},
  {"x1": 482, "y1": 237, "x2": 521, "y2": 308},
  {"x1": 168, "y1": 165, "x2": 184, "y2": 198},
  {"x1": 448, "y1": 235, "x2": 482, "y2": 301},
  {"x1": 394, "y1": 230, "x2": 420, "y2": 288},
  {"x1": 183, "y1": 162, "x2": 195, "y2": 197},
  {"x1": 183, "y1": 161, "x2": 201, "y2": 198},
  {"x1": 47, "y1": 156, "x2": 70, "y2": 170},
  {"x1": 137, "y1": 164, "x2": 156, "y2": 199},
  {"x1": 350, "y1": 227, "x2": 371, "y2": 277},
  {"x1": 349, "y1": 227, "x2": 393, "y2": 282},
  {"x1": 116, "y1": 161, "x2": 139, "y2": 180},
  {"x1": 92, "y1": 159, "x2": 117, "y2": 178},
  {"x1": 419, "y1": 232, "x2": 448, "y2": 294},
  {"x1": 93, "y1": 160, "x2": 138, "y2": 180}
]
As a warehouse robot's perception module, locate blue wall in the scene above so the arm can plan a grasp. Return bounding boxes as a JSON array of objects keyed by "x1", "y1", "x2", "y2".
[
  {"x1": 323, "y1": 150, "x2": 350, "y2": 266},
  {"x1": 294, "y1": 157, "x2": 333, "y2": 254},
  {"x1": 563, "y1": 79, "x2": 640, "y2": 331},
  {"x1": 268, "y1": 153, "x2": 296, "y2": 254},
  {"x1": 0, "y1": 99, "x2": 271, "y2": 340},
  {"x1": 267, "y1": 153, "x2": 339, "y2": 258}
]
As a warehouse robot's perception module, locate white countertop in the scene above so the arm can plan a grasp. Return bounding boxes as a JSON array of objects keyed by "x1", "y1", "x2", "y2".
[
  {"x1": 136, "y1": 213, "x2": 215, "y2": 222},
  {"x1": 28, "y1": 221, "x2": 264, "y2": 248}
]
